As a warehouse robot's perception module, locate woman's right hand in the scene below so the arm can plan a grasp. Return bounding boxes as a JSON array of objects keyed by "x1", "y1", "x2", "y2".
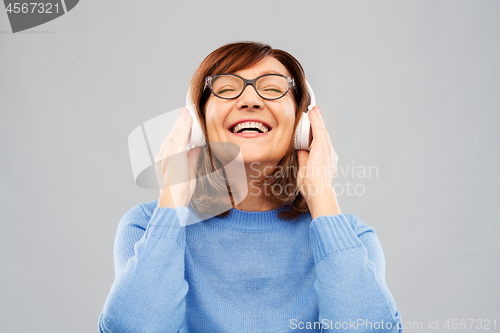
[{"x1": 155, "y1": 108, "x2": 202, "y2": 208}]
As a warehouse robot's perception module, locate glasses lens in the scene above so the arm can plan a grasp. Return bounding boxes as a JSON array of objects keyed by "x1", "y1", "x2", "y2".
[
  {"x1": 256, "y1": 75, "x2": 290, "y2": 99},
  {"x1": 211, "y1": 75, "x2": 244, "y2": 99}
]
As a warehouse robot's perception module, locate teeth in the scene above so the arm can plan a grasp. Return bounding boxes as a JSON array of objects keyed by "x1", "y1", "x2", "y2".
[{"x1": 232, "y1": 121, "x2": 269, "y2": 133}]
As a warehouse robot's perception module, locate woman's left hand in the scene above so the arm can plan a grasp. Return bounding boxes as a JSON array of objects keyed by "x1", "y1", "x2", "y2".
[{"x1": 296, "y1": 106, "x2": 342, "y2": 219}]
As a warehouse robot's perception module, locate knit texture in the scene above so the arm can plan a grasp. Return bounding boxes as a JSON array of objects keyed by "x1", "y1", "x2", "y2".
[{"x1": 99, "y1": 201, "x2": 402, "y2": 333}]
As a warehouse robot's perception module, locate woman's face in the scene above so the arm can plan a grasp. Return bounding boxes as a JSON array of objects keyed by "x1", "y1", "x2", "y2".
[{"x1": 204, "y1": 56, "x2": 296, "y2": 168}]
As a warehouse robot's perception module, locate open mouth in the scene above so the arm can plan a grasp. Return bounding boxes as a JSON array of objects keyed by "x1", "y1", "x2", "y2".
[{"x1": 230, "y1": 121, "x2": 271, "y2": 134}]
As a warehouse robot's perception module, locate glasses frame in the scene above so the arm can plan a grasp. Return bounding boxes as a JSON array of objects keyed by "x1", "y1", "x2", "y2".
[{"x1": 204, "y1": 73, "x2": 295, "y2": 101}]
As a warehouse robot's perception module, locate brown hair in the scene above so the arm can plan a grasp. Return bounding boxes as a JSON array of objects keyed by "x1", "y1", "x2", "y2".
[{"x1": 189, "y1": 41, "x2": 310, "y2": 220}]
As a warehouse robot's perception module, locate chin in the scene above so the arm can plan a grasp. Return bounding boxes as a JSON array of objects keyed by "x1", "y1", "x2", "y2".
[
  {"x1": 242, "y1": 153, "x2": 280, "y2": 167},
  {"x1": 241, "y1": 154, "x2": 265, "y2": 164}
]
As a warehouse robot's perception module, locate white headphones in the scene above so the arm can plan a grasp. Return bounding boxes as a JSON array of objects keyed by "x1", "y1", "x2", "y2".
[{"x1": 185, "y1": 80, "x2": 315, "y2": 151}]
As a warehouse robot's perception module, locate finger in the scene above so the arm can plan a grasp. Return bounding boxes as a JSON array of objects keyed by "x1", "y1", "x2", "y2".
[
  {"x1": 315, "y1": 105, "x2": 328, "y2": 139},
  {"x1": 158, "y1": 108, "x2": 191, "y2": 160},
  {"x1": 164, "y1": 107, "x2": 188, "y2": 145},
  {"x1": 308, "y1": 106, "x2": 324, "y2": 132},
  {"x1": 311, "y1": 106, "x2": 334, "y2": 149},
  {"x1": 170, "y1": 107, "x2": 186, "y2": 132},
  {"x1": 187, "y1": 147, "x2": 202, "y2": 179},
  {"x1": 155, "y1": 108, "x2": 194, "y2": 191},
  {"x1": 316, "y1": 108, "x2": 336, "y2": 153},
  {"x1": 314, "y1": 106, "x2": 327, "y2": 130},
  {"x1": 325, "y1": 131, "x2": 336, "y2": 155},
  {"x1": 308, "y1": 107, "x2": 327, "y2": 146},
  {"x1": 156, "y1": 108, "x2": 186, "y2": 160},
  {"x1": 170, "y1": 111, "x2": 193, "y2": 155},
  {"x1": 161, "y1": 111, "x2": 194, "y2": 179},
  {"x1": 296, "y1": 150, "x2": 309, "y2": 170}
]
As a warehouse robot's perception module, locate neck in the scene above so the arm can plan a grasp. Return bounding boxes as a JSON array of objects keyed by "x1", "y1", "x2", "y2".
[
  {"x1": 226, "y1": 161, "x2": 282, "y2": 212},
  {"x1": 233, "y1": 185, "x2": 281, "y2": 211}
]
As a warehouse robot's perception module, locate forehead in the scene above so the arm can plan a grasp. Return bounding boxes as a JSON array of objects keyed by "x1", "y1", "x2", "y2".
[{"x1": 232, "y1": 56, "x2": 291, "y2": 78}]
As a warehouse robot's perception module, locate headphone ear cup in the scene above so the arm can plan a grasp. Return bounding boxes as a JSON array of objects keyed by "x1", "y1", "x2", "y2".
[
  {"x1": 185, "y1": 88, "x2": 207, "y2": 148},
  {"x1": 294, "y1": 112, "x2": 311, "y2": 151},
  {"x1": 186, "y1": 105, "x2": 207, "y2": 148},
  {"x1": 294, "y1": 80, "x2": 315, "y2": 151},
  {"x1": 305, "y1": 80, "x2": 316, "y2": 112}
]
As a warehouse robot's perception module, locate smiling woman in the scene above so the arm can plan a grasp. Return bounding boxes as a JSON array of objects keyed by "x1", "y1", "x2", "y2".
[
  {"x1": 188, "y1": 43, "x2": 311, "y2": 218},
  {"x1": 98, "y1": 41, "x2": 403, "y2": 333}
]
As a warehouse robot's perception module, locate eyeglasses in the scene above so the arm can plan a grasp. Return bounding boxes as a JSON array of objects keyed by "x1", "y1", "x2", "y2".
[{"x1": 204, "y1": 73, "x2": 295, "y2": 100}]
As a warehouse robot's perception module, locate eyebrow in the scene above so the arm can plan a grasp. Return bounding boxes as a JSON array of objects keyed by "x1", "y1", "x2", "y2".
[
  {"x1": 259, "y1": 70, "x2": 285, "y2": 75},
  {"x1": 231, "y1": 70, "x2": 289, "y2": 78}
]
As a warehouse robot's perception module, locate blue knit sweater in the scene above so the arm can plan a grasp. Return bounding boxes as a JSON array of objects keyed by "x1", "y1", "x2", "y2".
[{"x1": 98, "y1": 201, "x2": 402, "y2": 332}]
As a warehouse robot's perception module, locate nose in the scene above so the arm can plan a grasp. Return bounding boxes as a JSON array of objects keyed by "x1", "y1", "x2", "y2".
[{"x1": 236, "y1": 84, "x2": 265, "y2": 110}]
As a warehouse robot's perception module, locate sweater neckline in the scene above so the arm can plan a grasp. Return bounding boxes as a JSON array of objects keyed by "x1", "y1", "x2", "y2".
[{"x1": 211, "y1": 205, "x2": 294, "y2": 232}]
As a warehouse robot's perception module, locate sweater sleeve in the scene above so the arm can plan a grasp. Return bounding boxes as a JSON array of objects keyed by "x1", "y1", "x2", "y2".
[
  {"x1": 98, "y1": 203, "x2": 190, "y2": 333},
  {"x1": 309, "y1": 214, "x2": 403, "y2": 332}
]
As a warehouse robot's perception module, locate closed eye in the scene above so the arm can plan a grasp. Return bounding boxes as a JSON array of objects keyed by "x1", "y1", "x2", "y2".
[
  {"x1": 217, "y1": 88, "x2": 236, "y2": 94},
  {"x1": 262, "y1": 87, "x2": 283, "y2": 93},
  {"x1": 216, "y1": 85, "x2": 237, "y2": 94}
]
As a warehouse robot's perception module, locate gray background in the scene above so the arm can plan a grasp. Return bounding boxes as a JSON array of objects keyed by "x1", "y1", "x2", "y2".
[{"x1": 1, "y1": 0, "x2": 499, "y2": 332}]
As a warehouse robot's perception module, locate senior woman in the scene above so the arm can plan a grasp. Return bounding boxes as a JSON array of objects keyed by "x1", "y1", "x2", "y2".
[{"x1": 99, "y1": 42, "x2": 403, "y2": 333}]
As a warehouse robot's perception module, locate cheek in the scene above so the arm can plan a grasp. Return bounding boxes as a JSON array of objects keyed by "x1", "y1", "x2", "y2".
[
  {"x1": 205, "y1": 113, "x2": 217, "y2": 140},
  {"x1": 205, "y1": 103, "x2": 226, "y2": 140},
  {"x1": 282, "y1": 104, "x2": 297, "y2": 134}
]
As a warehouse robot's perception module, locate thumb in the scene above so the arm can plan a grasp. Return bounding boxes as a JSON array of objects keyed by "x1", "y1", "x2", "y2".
[
  {"x1": 296, "y1": 150, "x2": 309, "y2": 170},
  {"x1": 296, "y1": 150, "x2": 309, "y2": 179},
  {"x1": 187, "y1": 147, "x2": 202, "y2": 179}
]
